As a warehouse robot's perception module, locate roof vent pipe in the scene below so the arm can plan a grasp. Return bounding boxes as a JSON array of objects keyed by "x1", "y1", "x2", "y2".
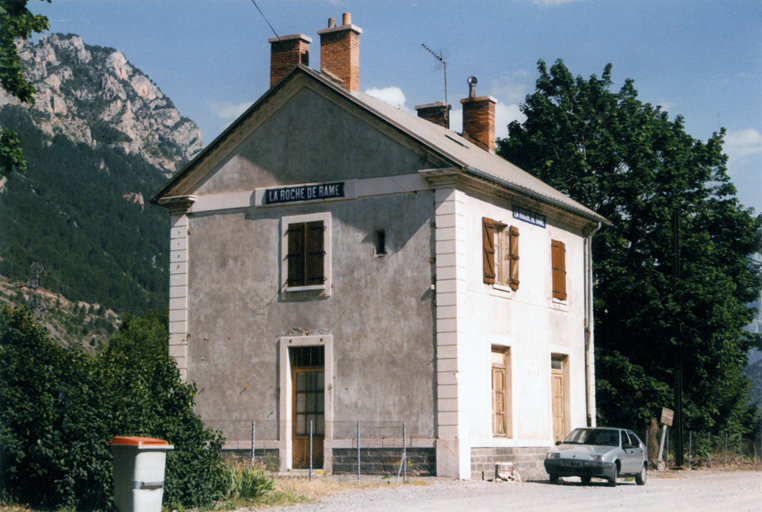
[{"x1": 467, "y1": 76, "x2": 478, "y2": 98}]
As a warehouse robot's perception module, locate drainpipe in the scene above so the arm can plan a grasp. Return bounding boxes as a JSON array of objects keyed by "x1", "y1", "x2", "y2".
[{"x1": 584, "y1": 222, "x2": 602, "y2": 427}]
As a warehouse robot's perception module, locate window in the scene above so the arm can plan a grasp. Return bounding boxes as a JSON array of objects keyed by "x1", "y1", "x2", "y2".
[
  {"x1": 491, "y1": 347, "x2": 512, "y2": 437},
  {"x1": 281, "y1": 212, "x2": 331, "y2": 294},
  {"x1": 551, "y1": 240, "x2": 566, "y2": 301},
  {"x1": 374, "y1": 230, "x2": 386, "y2": 256},
  {"x1": 483, "y1": 217, "x2": 519, "y2": 290}
]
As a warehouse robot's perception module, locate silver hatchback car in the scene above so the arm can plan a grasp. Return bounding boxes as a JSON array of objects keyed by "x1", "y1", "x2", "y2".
[{"x1": 544, "y1": 427, "x2": 647, "y2": 486}]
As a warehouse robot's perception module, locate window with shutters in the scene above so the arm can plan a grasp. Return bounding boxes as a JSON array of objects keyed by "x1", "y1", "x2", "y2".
[
  {"x1": 482, "y1": 217, "x2": 519, "y2": 291},
  {"x1": 281, "y1": 212, "x2": 332, "y2": 295},
  {"x1": 551, "y1": 239, "x2": 567, "y2": 301},
  {"x1": 491, "y1": 347, "x2": 512, "y2": 437}
]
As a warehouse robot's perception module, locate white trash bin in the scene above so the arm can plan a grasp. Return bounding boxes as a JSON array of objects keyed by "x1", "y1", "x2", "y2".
[{"x1": 110, "y1": 436, "x2": 174, "y2": 512}]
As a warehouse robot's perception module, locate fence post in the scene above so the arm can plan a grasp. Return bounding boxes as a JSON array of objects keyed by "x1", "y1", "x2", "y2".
[
  {"x1": 739, "y1": 436, "x2": 743, "y2": 462},
  {"x1": 403, "y1": 422, "x2": 408, "y2": 483},
  {"x1": 251, "y1": 420, "x2": 256, "y2": 465},
  {"x1": 357, "y1": 421, "x2": 361, "y2": 485},
  {"x1": 688, "y1": 431, "x2": 692, "y2": 469},
  {"x1": 309, "y1": 420, "x2": 313, "y2": 482}
]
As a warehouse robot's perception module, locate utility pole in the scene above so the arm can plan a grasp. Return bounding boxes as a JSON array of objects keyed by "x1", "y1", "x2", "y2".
[
  {"x1": 26, "y1": 261, "x2": 47, "y2": 316},
  {"x1": 672, "y1": 209, "x2": 685, "y2": 467}
]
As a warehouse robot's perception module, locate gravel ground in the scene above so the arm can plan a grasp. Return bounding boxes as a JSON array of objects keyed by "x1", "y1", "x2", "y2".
[{"x1": 266, "y1": 469, "x2": 761, "y2": 512}]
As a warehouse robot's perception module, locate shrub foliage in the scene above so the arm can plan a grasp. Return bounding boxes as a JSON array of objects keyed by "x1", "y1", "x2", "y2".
[{"x1": 0, "y1": 306, "x2": 227, "y2": 510}]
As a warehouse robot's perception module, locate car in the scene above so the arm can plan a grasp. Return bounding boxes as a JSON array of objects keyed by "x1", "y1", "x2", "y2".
[{"x1": 544, "y1": 427, "x2": 647, "y2": 487}]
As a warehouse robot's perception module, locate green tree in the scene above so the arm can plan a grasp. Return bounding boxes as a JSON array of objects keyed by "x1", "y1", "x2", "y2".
[
  {"x1": 0, "y1": 0, "x2": 50, "y2": 177},
  {"x1": 498, "y1": 60, "x2": 762, "y2": 441}
]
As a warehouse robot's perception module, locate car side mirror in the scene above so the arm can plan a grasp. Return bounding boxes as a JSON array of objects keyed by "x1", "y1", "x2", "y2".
[{"x1": 555, "y1": 440, "x2": 562, "y2": 446}]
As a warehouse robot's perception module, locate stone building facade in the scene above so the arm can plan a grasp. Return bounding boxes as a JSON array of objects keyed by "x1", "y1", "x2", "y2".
[{"x1": 153, "y1": 14, "x2": 608, "y2": 479}]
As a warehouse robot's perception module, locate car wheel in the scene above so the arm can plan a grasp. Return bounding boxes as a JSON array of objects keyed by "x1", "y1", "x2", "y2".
[
  {"x1": 607, "y1": 476, "x2": 617, "y2": 487},
  {"x1": 580, "y1": 476, "x2": 591, "y2": 485},
  {"x1": 549, "y1": 473, "x2": 559, "y2": 484},
  {"x1": 635, "y1": 463, "x2": 647, "y2": 486}
]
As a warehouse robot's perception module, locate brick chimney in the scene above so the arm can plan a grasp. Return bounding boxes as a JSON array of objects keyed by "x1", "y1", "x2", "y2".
[
  {"x1": 415, "y1": 102, "x2": 452, "y2": 129},
  {"x1": 269, "y1": 34, "x2": 312, "y2": 88},
  {"x1": 317, "y1": 13, "x2": 362, "y2": 91},
  {"x1": 460, "y1": 76, "x2": 497, "y2": 152}
]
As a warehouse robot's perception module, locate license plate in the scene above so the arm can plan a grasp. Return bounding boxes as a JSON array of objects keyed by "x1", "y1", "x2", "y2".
[{"x1": 564, "y1": 461, "x2": 582, "y2": 468}]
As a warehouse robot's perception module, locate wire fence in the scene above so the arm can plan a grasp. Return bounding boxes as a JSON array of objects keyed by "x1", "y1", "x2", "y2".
[
  {"x1": 629, "y1": 428, "x2": 761, "y2": 469},
  {"x1": 202, "y1": 419, "x2": 435, "y2": 481}
]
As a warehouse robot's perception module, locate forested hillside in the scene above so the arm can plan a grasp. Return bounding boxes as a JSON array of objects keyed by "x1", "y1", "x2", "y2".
[{"x1": 0, "y1": 34, "x2": 202, "y2": 317}]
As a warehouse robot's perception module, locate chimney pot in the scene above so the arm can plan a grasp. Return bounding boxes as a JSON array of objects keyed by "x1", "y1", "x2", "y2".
[
  {"x1": 317, "y1": 13, "x2": 362, "y2": 92},
  {"x1": 328, "y1": 17, "x2": 336, "y2": 28},
  {"x1": 342, "y1": 12, "x2": 351, "y2": 25}
]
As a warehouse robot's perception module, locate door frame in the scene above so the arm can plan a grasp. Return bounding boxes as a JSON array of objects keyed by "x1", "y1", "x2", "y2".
[{"x1": 278, "y1": 335, "x2": 334, "y2": 472}]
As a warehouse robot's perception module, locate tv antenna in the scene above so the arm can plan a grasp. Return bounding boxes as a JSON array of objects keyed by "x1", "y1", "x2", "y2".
[{"x1": 421, "y1": 43, "x2": 449, "y2": 126}]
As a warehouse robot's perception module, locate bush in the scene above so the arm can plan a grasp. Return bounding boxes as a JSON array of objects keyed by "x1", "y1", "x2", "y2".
[
  {"x1": 225, "y1": 461, "x2": 274, "y2": 501},
  {"x1": 0, "y1": 307, "x2": 227, "y2": 510}
]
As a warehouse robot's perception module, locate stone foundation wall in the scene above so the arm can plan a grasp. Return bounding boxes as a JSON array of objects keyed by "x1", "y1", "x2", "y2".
[
  {"x1": 332, "y1": 448, "x2": 436, "y2": 476},
  {"x1": 470, "y1": 446, "x2": 547, "y2": 481}
]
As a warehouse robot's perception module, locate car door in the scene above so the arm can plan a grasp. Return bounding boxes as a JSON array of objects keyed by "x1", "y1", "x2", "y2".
[
  {"x1": 621, "y1": 431, "x2": 642, "y2": 474},
  {"x1": 627, "y1": 430, "x2": 646, "y2": 470}
]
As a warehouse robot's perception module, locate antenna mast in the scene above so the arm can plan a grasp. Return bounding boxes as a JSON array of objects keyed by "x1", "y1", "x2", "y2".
[{"x1": 421, "y1": 43, "x2": 449, "y2": 126}]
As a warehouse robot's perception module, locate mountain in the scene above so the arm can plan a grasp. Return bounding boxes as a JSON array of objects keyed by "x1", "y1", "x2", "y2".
[
  {"x1": 0, "y1": 34, "x2": 202, "y2": 319},
  {"x1": 0, "y1": 34, "x2": 202, "y2": 175}
]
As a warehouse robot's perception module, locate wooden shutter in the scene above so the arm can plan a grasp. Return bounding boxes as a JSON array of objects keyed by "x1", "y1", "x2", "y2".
[
  {"x1": 483, "y1": 218, "x2": 496, "y2": 284},
  {"x1": 509, "y1": 226, "x2": 520, "y2": 291},
  {"x1": 305, "y1": 221, "x2": 325, "y2": 286},
  {"x1": 492, "y1": 365, "x2": 506, "y2": 435},
  {"x1": 551, "y1": 240, "x2": 567, "y2": 300},
  {"x1": 287, "y1": 223, "x2": 305, "y2": 287}
]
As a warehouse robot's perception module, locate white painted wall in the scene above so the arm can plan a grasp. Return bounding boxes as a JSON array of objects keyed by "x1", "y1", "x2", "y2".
[{"x1": 459, "y1": 192, "x2": 589, "y2": 449}]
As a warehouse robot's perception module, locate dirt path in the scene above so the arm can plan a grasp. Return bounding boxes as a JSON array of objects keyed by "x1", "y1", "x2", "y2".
[{"x1": 267, "y1": 470, "x2": 761, "y2": 512}]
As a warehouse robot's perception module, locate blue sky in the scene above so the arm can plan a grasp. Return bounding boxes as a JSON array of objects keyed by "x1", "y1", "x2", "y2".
[{"x1": 31, "y1": 0, "x2": 761, "y2": 213}]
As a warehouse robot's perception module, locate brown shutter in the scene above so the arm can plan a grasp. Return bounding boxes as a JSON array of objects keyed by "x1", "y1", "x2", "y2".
[
  {"x1": 483, "y1": 218, "x2": 496, "y2": 284},
  {"x1": 305, "y1": 221, "x2": 325, "y2": 286},
  {"x1": 509, "y1": 226, "x2": 520, "y2": 291},
  {"x1": 551, "y1": 240, "x2": 567, "y2": 300},
  {"x1": 287, "y1": 223, "x2": 306, "y2": 287}
]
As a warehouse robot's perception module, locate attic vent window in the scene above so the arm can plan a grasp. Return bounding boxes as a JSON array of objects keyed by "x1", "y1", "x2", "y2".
[{"x1": 374, "y1": 230, "x2": 387, "y2": 256}]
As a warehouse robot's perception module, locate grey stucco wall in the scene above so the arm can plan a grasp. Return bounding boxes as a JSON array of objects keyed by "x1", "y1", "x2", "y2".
[
  {"x1": 195, "y1": 87, "x2": 444, "y2": 195},
  {"x1": 186, "y1": 191, "x2": 437, "y2": 437}
]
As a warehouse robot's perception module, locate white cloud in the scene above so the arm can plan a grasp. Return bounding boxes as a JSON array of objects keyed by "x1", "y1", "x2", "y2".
[
  {"x1": 364, "y1": 86, "x2": 412, "y2": 113},
  {"x1": 490, "y1": 70, "x2": 531, "y2": 104},
  {"x1": 725, "y1": 129, "x2": 762, "y2": 160},
  {"x1": 495, "y1": 103, "x2": 526, "y2": 139},
  {"x1": 208, "y1": 100, "x2": 252, "y2": 120}
]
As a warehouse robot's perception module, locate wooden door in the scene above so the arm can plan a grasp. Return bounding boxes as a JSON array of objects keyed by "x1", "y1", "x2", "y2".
[
  {"x1": 292, "y1": 368, "x2": 324, "y2": 468},
  {"x1": 551, "y1": 356, "x2": 567, "y2": 443}
]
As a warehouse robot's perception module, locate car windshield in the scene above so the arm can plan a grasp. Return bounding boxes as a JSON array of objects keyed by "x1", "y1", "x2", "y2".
[{"x1": 563, "y1": 429, "x2": 620, "y2": 447}]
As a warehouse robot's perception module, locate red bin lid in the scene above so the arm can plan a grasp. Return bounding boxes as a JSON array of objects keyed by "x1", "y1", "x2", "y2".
[{"x1": 109, "y1": 436, "x2": 169, "y2": 447}]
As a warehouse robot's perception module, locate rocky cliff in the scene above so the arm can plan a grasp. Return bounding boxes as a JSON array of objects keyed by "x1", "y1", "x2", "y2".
[{"x1": 0, "y1": 33, "x2": 202, "y2": 175}]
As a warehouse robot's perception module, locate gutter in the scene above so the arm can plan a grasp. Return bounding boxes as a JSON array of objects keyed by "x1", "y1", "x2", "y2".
[{"x1": 584, "y1": 222, "x2": 603, "y2": 427}]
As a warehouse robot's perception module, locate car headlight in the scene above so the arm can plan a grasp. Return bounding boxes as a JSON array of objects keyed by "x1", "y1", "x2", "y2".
[
  {"x1": 589, "y1": 455, "x2": 604, "y2": 462},
  {"x1": 547, "y1": 452, "x2": 560, "y2": 460}
]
